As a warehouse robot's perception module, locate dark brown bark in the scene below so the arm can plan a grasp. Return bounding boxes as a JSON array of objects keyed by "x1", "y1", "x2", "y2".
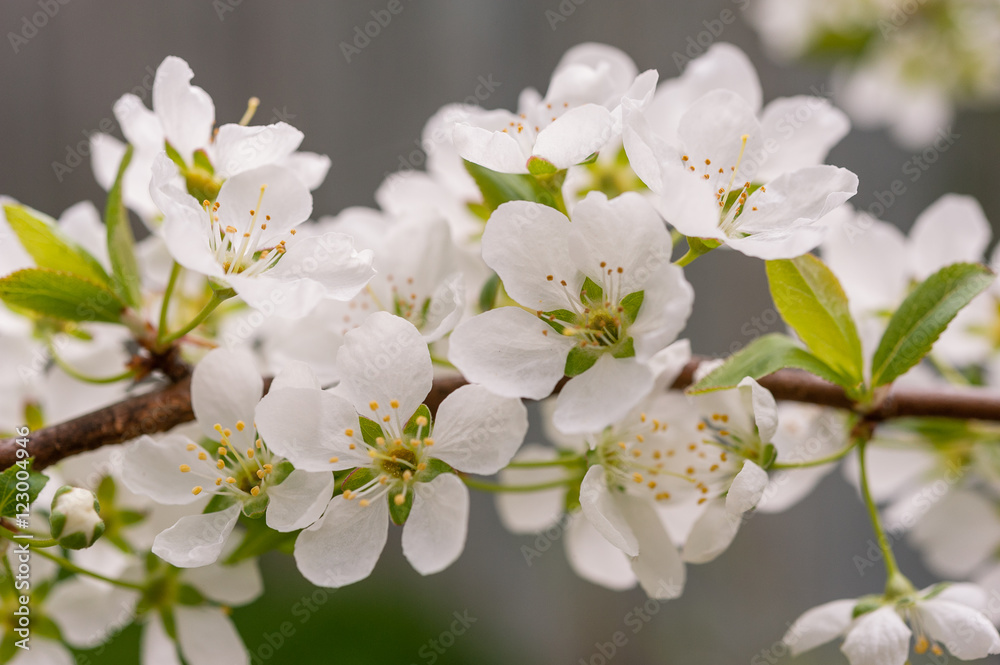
[{"x1": 3, "y1": 359, "x2": 999, "y2": 470}]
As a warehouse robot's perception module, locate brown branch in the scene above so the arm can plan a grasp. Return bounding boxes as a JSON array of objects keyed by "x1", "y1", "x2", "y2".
[{"x1": 3, "y1": 359, "x2": 1000, "y2": 470}]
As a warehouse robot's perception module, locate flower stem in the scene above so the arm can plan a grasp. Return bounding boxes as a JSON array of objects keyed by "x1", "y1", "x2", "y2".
[
  {"x1": 459, "y1": 475, "x2": 577, "y2": 493},
  {"x1": 771, "y1": 441, "x2": 858, "y2": 469},
  {"x1": 505, "y1": 456, "x2": 586, "y2": 469},
  {"x1": 158, "y1": 261, "x2": 183, "y2": 339},
  {"x1": 157, "y1": 289, "x2": 233, "y2": 348},
  {"x1": 857, "y1": 435, "x2": 913, "y2": 598},
  {"x1": 673, "y1": 237, "x2": 718, "y2": 267},
  {"x1": 0, "y1": 526, "x2": 58, "y2": 548},
  {"x1": 32, "y1": 547, "x2": 146, "y2": 591},
  {"x1": 46, "y1": 341, "x2": 136, "y2": 385}
]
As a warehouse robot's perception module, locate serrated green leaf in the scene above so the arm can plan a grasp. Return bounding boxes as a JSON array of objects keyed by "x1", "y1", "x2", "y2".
[
  {"x1": 766, "y1": 254, "x2": 864, "y2": 384},
  {"x1": 565, "y1": 346, "x2": 599, "y2": 377},
  {"x1": 0, "y1": 268, "x2": 126, "y2": 323},
  {"x1": 464, "y1": 160, "x2": 564, "y2": 212},
  {"x1": 3, "y1": 203, "x2": 110, "y2": 285},
  {"x1": 0, "y1": 459, "x2": 48, "y2": 518},
  {"x1": 871, "y1": 262, "x2": 995, "y2": 387},
  {"x1": 105, "y1": 145, "x2": 142, "y2": 308},
  {"x1": 689, "y1": 333, "x2": 851, "y2": 394}
]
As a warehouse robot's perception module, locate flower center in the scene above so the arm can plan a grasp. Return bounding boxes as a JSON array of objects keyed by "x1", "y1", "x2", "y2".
[
  {"x1": 202, "y1": 184, "x2": 298, "y2": 277},
  {"x1": 178, "y1": 419, "x2": 276, "y2": 499}
]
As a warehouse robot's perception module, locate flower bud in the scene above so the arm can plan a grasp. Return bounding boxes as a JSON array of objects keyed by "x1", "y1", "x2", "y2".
[{"x1": 49, "y1": 486, "x2": 105, "y2": 550}]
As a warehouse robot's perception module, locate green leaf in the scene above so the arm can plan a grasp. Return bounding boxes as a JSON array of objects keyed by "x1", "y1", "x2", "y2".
[
  {"x1": 0, "y1": 458, "x2": 48, "y2": 518},
  {"x1": 388, "y1": 486, "x2": 413, "y2": 525},
  {"x1": 871, "y1": 263, "x2": 995, "y2": 387},
  {"x1": 3, "y1": 203, "x2": 110, "y2": 285},
  {"x1": 241, "y1": 493, "x2": 269, "y2": 519},
  {"x1": 581, "y1": 277, "x2": 603, "y2": 304},
  {"x1": 203, "y1": 492, "x2": 238, "y2": 514},
  {"x1": 403, "y1": 405, "x2": 433, "y2": 439},
  {"x1": 0, "y1": 268, "x2": 126, "y2": 323},
  {"x1": 340, "y1": 467, "x2": 377, "y2": 494},
  {"x1": 417, "y1": 459, "x2": 452, "y2": 484},
  {"x1": 464, "y1": 160, "x2": 564, "y2": 212},
  {"x1": 565, "y1": 346, "x2": 599, "y2": 377},
  {"x1": 619, "y1": 290, "x2": 644, "y2": 325},
  {"x1": 766, "y1": 254, "x2": 864, "y2": 384},
  {"x1": 526, "y1": 156, "x2": 558, "y2": 176},
  {"x1": 478, "y1": 272, "x2": 500, "y2": 312},
  {"x1": 689, "y1": 333, "x2": 850, "y2": 394},
  {"x1": 105, "y1": 145, "x2": 142, "y2": 308},
  {"x1": 358, "y1": 416, "x2": 385, "y2": 447},
  {"x1": 611, "y1": 337, "x2": 635, "y2": 359}
]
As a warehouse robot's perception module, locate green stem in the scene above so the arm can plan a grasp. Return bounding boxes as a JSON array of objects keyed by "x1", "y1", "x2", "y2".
[
  {"x1": 506, "y1": 457, "x2": 586, "y2": 469},
  {"x1": 673, "y1": 237, "x2": 718, "y2": 267},
  {"x1": 430, "y1": 355, "x2": 457, "y2": 370},
  {"x1": 857, "y1": 438, "x2": 913, "y2": 598},
  {"x1": 158, "y1": 261, "x2": 183, "y2": 339},
  {"x1": 47, "y1": 341, "x2": 135, "y2": 385},
  {"x1": 157, "y1": 289, "x2": 233, "y2": 347},
  {"x1": 771, "y1": 442, "x2": 858, "y2": 469},
  {"x1": 32, "y1": 547, "x2": 146, "y2": 591},
  {"x1": 459, "y1": 475, "x2": 577, "y2": 493},
  {"x1": 0, "y1": 527, "x2": 58, "y2": 548}
]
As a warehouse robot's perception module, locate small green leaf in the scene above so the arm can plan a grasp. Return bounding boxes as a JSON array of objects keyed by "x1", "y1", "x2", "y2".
[
  {"x1": 757, "y1": 443, "x2": 777, "y2": 470},
  {"x1": 418, "y1": 459, "x2": 452, "y2": 484},
  {"x1": 611, "y1": 337, "x2": 635, "y2": 359},
  {"x1": 565, "y1": 346, "x2": 599, "y2": 377},
  {"x1": 0, "y1": 459, "x2": 48, "y2": 518},
  {"x1": 192, "y1": 149, "x2": 215, "y2": 174},
  {"x1": 241, "y1": 493, "x2": 269, "y2": 519},
  {"x1": 619, "y1": 290, "x2": 644, "y2": 325},
  {"x1": 478, "y1": 272, "x2": 501, "y2": 312},
  {"x1": 0, "y1": 268, "x2": 126, "y2": 323},
  {"x1": 340, "y1": 467, "x2": 377, "y2": 494},
  {"x1": 203, "y1": 492, "x2": 238, "y2": 514},
  {"x1": 464, "y1": 160, "x2": 564, "y2": 212},
  {"x1": 358, "y1": 416, "x2": 385, "y2": 447},
  {"x1": 581, "y1": 277, "x2": 603, "y2": 304},
  {"x1": 388, "y1": 486, "x2": 413, "y2": 525},
  {"x1": 3, "y1": 203, "x2": 110, "y2": 285},
  {"x1": 766, "y1": 254, "x2": 864, "y2": 384},
  {"x1": 689, "y1": 333, "x2": 850, "y2": 394},
  {"x1": 403, "y1": 405, "x2": 433, "y2": 438},
  {"x1": 105, "y1": 145, "x2": 142, "y2": 308},
  {"x1": 527, "y1": 156, "x2": 558, "y2": 176},
  {"x1": 871, "y1": 263, "x2": 995, "y2": 387}
]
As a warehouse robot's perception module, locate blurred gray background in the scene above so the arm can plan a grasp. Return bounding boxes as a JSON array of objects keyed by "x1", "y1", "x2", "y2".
[{"x1": 2, "y1": 1, "x2": 999, "y2": 663}]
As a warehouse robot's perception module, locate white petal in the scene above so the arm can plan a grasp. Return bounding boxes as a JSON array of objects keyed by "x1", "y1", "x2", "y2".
[
  {"x1": 294, "y1": 495, "x2": 388, "y2": 587},
  {"x1": 652, "y1": 164, "x2": 726, "y2": 238},
  {"x1": 726, "y1": 460, "x2": 769, "y2": 515},
  {"x1": 183, "y1": 558, "x2": 263, "y2": 607},
  {"x1": 265, "y1": 232, "x2": 375, "y2": 301},
  {"x1": 909, "y1": 194, "x2": 992, "y2": 281},
  {"x1": 620, "y1": 496, "x2": 685, "y2": 599},
  {"x1": 677, "y1": 90, "x2": 763, "y2": 186},
  {"x1": 569, "y1": 191, "x2": 673, "y2": 295},
  {"x1": 448, "y1": 307, "x2": 575, "y2": 399},
  {"x1": 255, "y1": 387, "x2": 368, "y2": 471},
  {"x1": 265, "y1": 469, "x2": 335, "y2": 532},
  {"x1": 908, "y1": 490, "x2": 1000, "y2": 579},
  {"x1": 430, "y1": 384, "x2": 528, "y2": 475},
  {"x1": 481, "y1": 201, "x2": 579, "y2": 312},
  {"x1": 565, "y1": 511, "x2": 636, "y2": 591},
  {"x1": 841, "y1": 606, "x2": 910, "y2": 665},
  {"x1": 784, "y1": 599, "x2": 855, "y2": 656},
  {"x1": 402, "y1": 474, "x2": 470, "y2": 575},
  {"x1": 215, "y1": 165, "x2": 312, "y2": 238},
  {"x1": 10, "y1": 640, "x2": 75, "y2": 665},
  {"x1": 495, "y1": 445, "x2": 566, "y2": 534},
  {"x1": 682, "y1": 496, "x2": 742, "y2": 563},
  {"x1": 421, "y1": 272, "x2": 465, "y2": 342},
  {"x1": 212, "y1": 122, "x2": 303, "y2": 177},
  {"x1": 152, "y1": 56, "x2": 214, "y2": 161},
  {"x1": 533, "y1": 104, "x2": 614, "y2": 169},
  {"x1": 552, "y1": 356, "x2": 654, "y2": 434},
  {"x1": 114, "y1": 93, "x2": 164, "y2": 150},
  {"x1": 733, "y1": 166, "x2": 859, "y2": 238},
  {"x1": 453, "y1": 113, "x2": 531, "y2": 174},
  {"x1": 141, "y1": 614, "x2": 183, "y2": 665},
  {"x1": 757, "y1": 96, "x2": 850, "y2": 181},
  {"x1": 90, "y1": 133, "x2": 127, "y2": 191},
  {"x1": 270, "y1": 360, "x2": 320, "y2": 391},
  {"x1": 738, "y1": 377, "x2": 779, "y2": 442},
  {"x1": 279, "y1": 151, "x2": 332, "y2": 190},
  {"x1": 336, "y1": 312, "x2": 432, "y2": 421},
  {"x1": 628, "y1": 263, "x2": 695, "y2": 361},
  {"x1": 175, "y1": 606, "x2": 249, "y2": 665},
  {"x1": 46, "y1": 579, "x2": 138, "y2": 648},
  {"x1": 191, "y1": 348, "x2": 263, "y2": 450},
  {"x1": 121, "y1": 434, "x2": 211, "y2": 505},
  {"x1": 579, "y1": 466, "x2": 639, "y2": 557},
  {"x1": 918, "y1": 599, "x2": 1000, "y2": 660},
  {"x1": 151, "y1": 504, "x2": 241, "y2": 568}
]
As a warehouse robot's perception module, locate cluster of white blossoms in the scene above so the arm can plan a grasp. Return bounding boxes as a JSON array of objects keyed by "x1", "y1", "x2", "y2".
[
  {"x1": 1, "y1": 41, "x2": 1000, "y2": 665},
  {"x1": 747, "y1": 0, "x2": 1000, "y2": 147}
]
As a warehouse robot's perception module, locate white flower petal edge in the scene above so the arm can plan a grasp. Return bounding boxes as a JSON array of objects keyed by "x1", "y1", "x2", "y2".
[
  {"x1": 430, "y1": 384, "x2": 529, "y2": 475},
  {"x1": 265, "y1": 469, "x2": 336, "y2": 533},
  {"x1": 840, "y1": 606, "x2": 911, "y2": 665},
  {"x1": 151, "y1": 504, "x2": 241, "y2": 568},
  {"x1": 294, "y1": 495, "x2": 389, "y2": 588},
  {"x1": 175, "y1": 605, "x2": 249, "y2": 665},
  {"x1": 401, "y1": 474, "x2": 471, "y2": 575},
  {"x1": 784, "y1": 599, "x2": 856, "y2": 656}
]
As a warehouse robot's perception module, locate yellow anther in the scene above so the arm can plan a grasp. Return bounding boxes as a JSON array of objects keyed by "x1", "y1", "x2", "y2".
[
  {"x1": 263, "y1": 464, "x2": 273, "y2": 471},
  {"x1": 216, "y1": 460, "x2": 225, "y2": 470},
  {"x1": 390, "y1": 400, "x2": 399, "y2": 409},
  {"x1": 329, "y1": 456, "x2": 339, "y2": 463},
  {"x1": 226, "y1": 477, "x2": 237, "y2": 484},
  {"x1": 359, "y1": 499, "x2": 370, "y2": 507},
  {"x1": 256, "y1": 470, "x2": 266, "y2": 479},
  {"x1": 633, "y1": 473, "x2": 643, "y2": 483},
  {"x1": 186, "y1": 443, "x2": 197, "y2": 451},
  {"x1": 376, "y1": 437, "x2": 385, "y2": 446},
  {"x1": 394, "y1": 494, "x2": 406, "y2": 506},
  {"x1": 198, "y1": 452, "x2": 207, "y2": 461},
  {"x1": 403, "y1": 470, "x2": 413, "y2": 481},
  {"x1": 382, "y1": 415, "x2": 391, "y2": 423},
  {"x1": 368, "y1": 449, "x2": 378, "y2": 458},
  {"x1": 349, "y1": 443, "x2": 356, "y2": 450},
  {"x1": 215, "y1": 478, "x2": 223, "y2": 486},
  {"x1": 931, "y1": 644, "x2": 943, "y2": 656},
  {"x1": 179, "y1": 464, "x2": 192, "y2": 473},
  {"x1": 345, "y1": 428, "x2": 354, "y2": 437},
  {"x1": 236, "y1": 421, "x2": 246, "y2": 431},
  {"x1": 250, "y1": 486, "x2": 260, "y2": 496},
  {"x1": 636, "y1": 434, "x2": 644, "y2": 443},
  {"x1": 218, "y1": 447, "x2": 227, "y2": 456},
  {"x1": 915, "y1": 637, "x2": 929, "y2": 655},
  {"x1": 192, "y1": 486, "x2": 203, "y2": 495},
  {"x1": 246, "y1": 449, "x2": 255, "y2": 459},
  {"x1": 417, "y1": 463, "x2": 427, "y2": 471},
  {"x1": 618, "y1": 441, "x2": 627, "y2": 450},
  {"x1": 256, "y1": 439, "x2": 262, "y2": 449},
  {"x1": 214, "y1": 424, "x2": 223, "y2": 433},
  {"x1": 369, "y1": 401, "x2": 379, "y2": 411},
  {"x1": 423, "y1": 438, "x2": 434, "y2": 446},
  {"x1": 223, "y1": 428, "x2": 232, "y2": 437},
  {"x1": 416, "y1": 416, "x2": 428, "y2": 426}
]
